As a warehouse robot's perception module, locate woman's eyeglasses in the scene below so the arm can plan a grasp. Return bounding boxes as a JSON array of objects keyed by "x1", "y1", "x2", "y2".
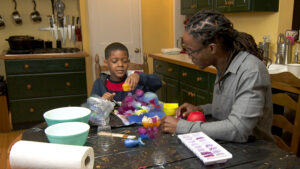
[{"x1": 186, "y1": 47, "x2": 204, "y2": 56}]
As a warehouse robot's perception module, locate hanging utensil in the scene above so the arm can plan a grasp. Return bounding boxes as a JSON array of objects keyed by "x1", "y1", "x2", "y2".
[
  {"x1": 12, "y1": 0, "x2": 22, "y2": 25},
  {"x1": 50, "y1": 0, "x2": 55, "y2": 15},
  {"x1": 31, "y1": 0, "x2": 42, "y2": 23},
  {"x1": 55, "y1": 0, "x2": 65, "y2": 18},
  {"x1": 0, "y1": 15, "x2": 5, "y2": 27},
  {"x1": 67, "y1": 15, "x2": 72, "y2": 40},
  {"x1": 63, "y1": 16, "x2": 67, "y2": 45},
  {"x1": 71, "y1": 16, "x2": 76, "y2": 44}
]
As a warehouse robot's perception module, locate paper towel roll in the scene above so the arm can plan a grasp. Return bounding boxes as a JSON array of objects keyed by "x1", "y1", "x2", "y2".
[{"x1": 9, "y1": 140, "x2": 94, "y2": 169}]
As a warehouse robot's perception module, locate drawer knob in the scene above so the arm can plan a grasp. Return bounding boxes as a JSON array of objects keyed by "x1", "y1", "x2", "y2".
[
  {"x1": 64, "y1": 62, "x2": 69, "y2": 68},
  {"x1": 66, "y1": 82, "x2": 71, "y2": 87},
  {"x1": 24, "y1": 64, "x2": 30, "y2": 69},
  {"x1": 191, "y1": 93, "x2": 195, "y2": 97},
  {"x1": 167, "y1": 68, "x2": 173, "y2": 72},
  {"x1": 190, "y1": 4, "x2": 196, "y2": 9},
  {"x1": 188, "y1": 92, "x2": 191, "y2": 96},
  {"x1": 155, "y1": 64, "x2": 160, "y2": 69},
  {"x1": 29, "y1": 108, "x2": 34, "y2": 113},
  {"x1": 196, "y1": 77, "x2": 202, "y2": 81},
  {"x1": 182, "y1": 72, "x2": 188, "y2": 77},
  {"x1": 26, "y1": 84, "x2": 32, "y2": 90}
]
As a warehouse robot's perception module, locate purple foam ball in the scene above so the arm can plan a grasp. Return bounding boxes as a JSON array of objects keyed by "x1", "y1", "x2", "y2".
[
  {"x1": 141, "y1": 102, "x2": 147, "y2": 106},
  {"x1": 152, "y1": 117, "x2": 157, "y2": 123},
  {"x1": 152, "y1": 126, "x2": 158, "y2": 133},
  {"x1": 138, "y1": 127, "x2": 147, "y2": 135},
  {"x1": 124, "y1": 96, "x2": 134, "y2": 103},
  {"x1": 135, "y1": 89, "x2": 144, "y2": 97}
]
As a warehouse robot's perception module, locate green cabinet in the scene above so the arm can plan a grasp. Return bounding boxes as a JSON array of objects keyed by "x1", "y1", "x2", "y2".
[
  {"x1": 181, "y1": 0, "x2": 279, "y2": 15},
  {"x1": 164, "y1": 76, "x2": 179, "y2": 103},
  {"x1": 153, "y1": 59, "x2": 215, "y2": 105},
  {"x1": 5, "y1": 57, "x2": 87, "y2": 129},
  {"x1": 215, "y1": 0, "x2": 278, "y2": 12},
  {"x1": 181, "y1": 0, "x2": 213, "y2": 15}
]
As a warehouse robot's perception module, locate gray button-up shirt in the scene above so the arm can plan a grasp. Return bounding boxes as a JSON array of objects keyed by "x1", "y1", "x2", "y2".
[{"x1": 177, "y1": 51, "x2": 274, "y2": 142}]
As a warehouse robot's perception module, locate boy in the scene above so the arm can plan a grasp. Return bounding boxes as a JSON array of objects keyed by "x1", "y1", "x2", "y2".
[{"x1": 91, "y1": 42, "x2": 162, "y2": 101}]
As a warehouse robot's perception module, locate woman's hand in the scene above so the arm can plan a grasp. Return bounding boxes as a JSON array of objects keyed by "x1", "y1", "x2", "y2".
[
  {"x1": 102, "y1": 92, "x2": 116, "y2": 101},
  {"x1": 161, "y1": 116, "x2": 179, "y2": 134},
  {"x1": 125, "y1": 73, "x2": 140, "y2": 90},
  {"x1": 176, "y1": 103, "x2": 202, "y2": 118}
]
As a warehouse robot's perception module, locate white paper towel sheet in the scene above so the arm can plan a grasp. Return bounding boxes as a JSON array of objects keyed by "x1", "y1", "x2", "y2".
[{"x1": 9, "y1": 140, "x2": 94, "y2": 169}]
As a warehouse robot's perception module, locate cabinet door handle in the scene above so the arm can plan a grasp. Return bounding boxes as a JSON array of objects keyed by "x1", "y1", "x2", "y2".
[
  {"x1": 182, "y1": 72, "x2": 188, "y2": 77},
  {"x1": 64, "y1": 62, "x2": 69, "y2": 68},
  {"x1": 24, "y1": 64, "x2": 30, "y2": 69},
  {"x1": 162, "y1": 80, "x2": 166, "y2": 86},
  {"x1": 26, "y1": 84, "x2": 32, "y2": 90},
  {"x1": 155, "y1": 64, "x2": 161, "y2": 69},
  {"x1": 29, "y1": 108, "x2": 34, "y2": 113},
  {"x1": 168, "y1": 68, "x2": 173, "y2": 72},
  {"x1": 66, "y1": 82, "x2": 71, "y2": 87},
  {"x1": 190, "y1": 4, "x2": 196, "y2": 9},
  {"x1": 188, "y1": 92, "x2": 191, "y2": 96},
  {"x1": 196, "y1": 77, "x2": 202, "y2": 81},
  {"x1": 191, "y1": 93, "x2": 195, "y2": 97}
]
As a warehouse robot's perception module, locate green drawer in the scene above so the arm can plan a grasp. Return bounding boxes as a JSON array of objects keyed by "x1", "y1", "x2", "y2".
[
  {"x1": 7, "y1": 72, "x2": 87, "y2": 99},
  {"x1": 154, "y1": 59, "x2": 179, "y2": 79},
  {"x1": 195, "y1": 87, "x2": 210, "y2": 105},
  {"x1": 10, "y1": 95, "x2": 87, "y2": 125},
  {"x1": 180, "y1": 82, "x2": 209, "y2": 105},
  {"x1": 5, "y1": 58, "x2": 85, "y2": 75},
  {"x1": 179, "y1": 66, "x2": 209, "y2": 90}
]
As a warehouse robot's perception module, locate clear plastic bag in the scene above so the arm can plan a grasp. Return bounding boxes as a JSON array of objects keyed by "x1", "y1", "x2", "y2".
[{"x1": 85, "y1": 95, "x2": 115, "y2": 126}]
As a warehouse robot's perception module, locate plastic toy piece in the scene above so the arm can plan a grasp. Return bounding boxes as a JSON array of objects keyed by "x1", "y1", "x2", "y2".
[
  {"x1": 122, "y1": 83, "x2": 131, "y2": 91},
  {"x1": 142, "y1": 116, "x2": 160, "y2": 128},
  {"x1": 124, "y1": 138, "x2": 145, "y2": 148},
  {"x1": 187, "y1": 111, "x2": 206, "y2": 122}
]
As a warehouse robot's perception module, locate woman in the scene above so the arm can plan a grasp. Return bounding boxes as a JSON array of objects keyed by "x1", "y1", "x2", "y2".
[{"x1": 161, "y1": 10, "x2": 274, "y2": 142}]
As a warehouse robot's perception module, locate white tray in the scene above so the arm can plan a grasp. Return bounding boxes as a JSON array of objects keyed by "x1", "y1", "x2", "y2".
[{"x1": 178, "y1": 132, "x2": 232, "y2": 165}]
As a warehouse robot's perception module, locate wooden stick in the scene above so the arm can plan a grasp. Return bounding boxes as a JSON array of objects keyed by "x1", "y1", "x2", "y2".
[{"x1": 97, "y1": 131, "x2": 136, "y2": 139}]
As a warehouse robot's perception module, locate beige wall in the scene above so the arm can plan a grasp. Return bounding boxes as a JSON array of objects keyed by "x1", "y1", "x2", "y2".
[
  {"x1": 141, "y1": 0, "x2": 174, "y2": 74},
  {"x1": 0, "y1": 0, "x2": 80, "y2": 76},
  {"x1": 225, "y1": 0, "x2": 294, "y2": 61}
]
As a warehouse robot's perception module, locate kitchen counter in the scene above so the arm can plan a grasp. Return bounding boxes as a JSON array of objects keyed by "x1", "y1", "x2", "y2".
[
  {"x1": 149, "y1": 53, "x2": 217, "y2": 74},
  {"x1": 149, "y1": 53, "x2": 300, "y2": 94},
  {"x1": 0, "y1": 51, "x2": 89, "y2": 60}
]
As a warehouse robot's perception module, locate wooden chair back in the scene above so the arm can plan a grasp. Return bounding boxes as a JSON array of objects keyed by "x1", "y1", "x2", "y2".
[
  {"x1": 271, "y1": 72, "x2": 300, "y2": 155},
  {"x1": 94, "y1": 53, "x2": 149, "y2": 79}
]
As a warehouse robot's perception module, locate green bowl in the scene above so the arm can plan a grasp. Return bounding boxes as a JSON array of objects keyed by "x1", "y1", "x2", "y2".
[
  {"x1": 45, "y1": 122, "x2": 90, "y2": 146},
  {"x1": 43, "y1": 107, "x2": 91, "y2": 126}
]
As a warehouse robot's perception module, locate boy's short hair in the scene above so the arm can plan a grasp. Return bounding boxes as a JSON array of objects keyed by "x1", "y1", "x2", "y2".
[{"x1": 105, "y1": 42, "x2": 129, "y2": 59}]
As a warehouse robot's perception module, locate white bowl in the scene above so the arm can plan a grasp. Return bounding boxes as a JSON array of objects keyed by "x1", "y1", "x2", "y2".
[
  {"x1": 43, "y1": 107, "x2": 91, "y2": 126},
  {"x1": 287, "y1": 64, "x2": 300, "y2": 78}
]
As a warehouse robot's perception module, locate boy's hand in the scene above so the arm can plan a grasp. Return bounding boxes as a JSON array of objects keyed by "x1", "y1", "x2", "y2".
[
  {"x1": 125, "y1": 73, "x2": 140, "y2": 90},
  {"x1": 161, "y1": 116, "x2": 179, "y2": 134},
  {"x1": 102, "y1": 92, "x2": 116, "y2": 101}
]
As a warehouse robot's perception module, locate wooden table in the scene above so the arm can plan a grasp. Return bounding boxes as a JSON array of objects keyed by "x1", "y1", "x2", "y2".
[{"x1": 21, "y1": 114, "x2": 300, "y2": 169}]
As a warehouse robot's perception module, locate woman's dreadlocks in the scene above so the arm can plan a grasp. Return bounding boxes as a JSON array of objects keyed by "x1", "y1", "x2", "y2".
[{"x1": 185, "y1": 9, "x2": 263, "y2": 83}]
